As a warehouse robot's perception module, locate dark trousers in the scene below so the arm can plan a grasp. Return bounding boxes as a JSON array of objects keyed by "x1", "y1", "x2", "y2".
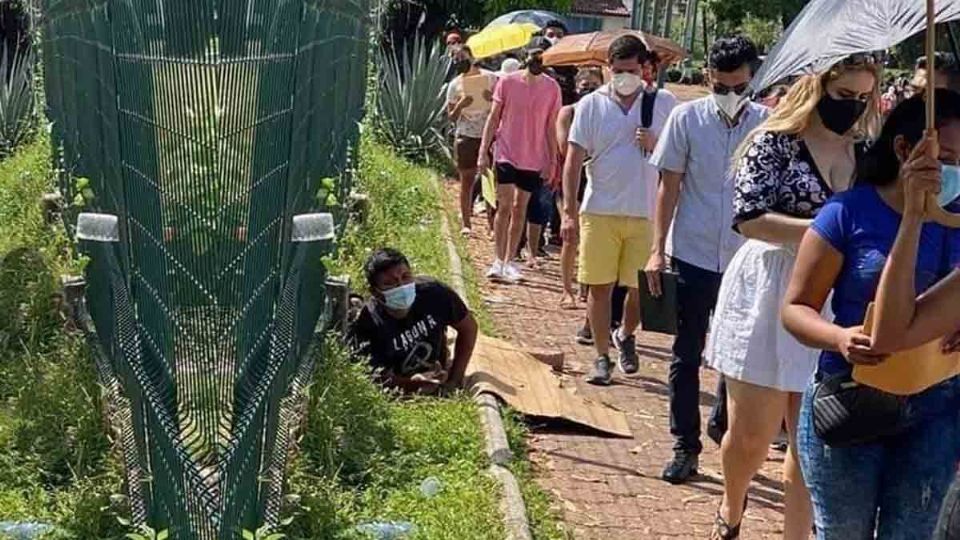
[{"x1": 669, "y1": 258, "x2": 727, "y2": 454}]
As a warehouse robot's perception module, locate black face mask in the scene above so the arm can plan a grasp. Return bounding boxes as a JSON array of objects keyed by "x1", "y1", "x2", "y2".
[
  {"x1": 576, "y1": 86, "x2": 598, "y2": 99},
  {"x1": 817, "y1": 94, "x2": 868, "y2": 135},
  {"x1": 526, "y1": 57, "x2": 544, "y2": 75},
  {"x1": 454, "y1": 59, "x2": 472, "y2": 75}
]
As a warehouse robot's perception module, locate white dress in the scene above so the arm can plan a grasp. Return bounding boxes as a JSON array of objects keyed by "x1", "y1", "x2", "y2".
[
  {"x1": 705, "y1": 130, "x2": 836, "y2": 393},
  {"x1": 705, "y1": 240, "x2": 824, "y2": 392}
]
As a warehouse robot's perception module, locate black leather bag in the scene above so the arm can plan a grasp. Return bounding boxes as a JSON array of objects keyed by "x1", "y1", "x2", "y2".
[{"x1": 811, "y1": 373, "x2": 910, "y2": 447}]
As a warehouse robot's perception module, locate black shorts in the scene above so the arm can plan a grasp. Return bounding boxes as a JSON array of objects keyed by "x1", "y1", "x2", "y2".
[
  {"x1": 577, "y1": 169, "x2": 588, "y2": 203},
  {"x1": 526, "y1": 183, "x2": 556, "y2": 226},
  {"x1": 454, "y1": 136, "x2": 481, "y2": 170},
  {"x1": 495, "y1": 162, "x2": 542, "y2": 193}
]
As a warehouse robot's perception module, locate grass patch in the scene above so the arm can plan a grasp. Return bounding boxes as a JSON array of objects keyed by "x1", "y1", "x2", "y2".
[
  {"x1": 329, "y1": 134, "x2": 450, "y2": 286},
  {"x1": 0, "y1": 136, "x2": 124, "y2": 538},
  {"x1": 502, "y1": 409, "x2": 572, "y2": 540},
  {"x1": 286, "y1": 343, "x2": 503, "y2": 540},
  {"x1": 284, "y1": 135, "x2": 504, "y2": 538}
]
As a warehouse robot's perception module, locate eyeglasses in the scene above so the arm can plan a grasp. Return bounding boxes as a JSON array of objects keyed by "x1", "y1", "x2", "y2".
[
  {"x1": 840, "y1": 52, "x2": 884, "y2": 67},
  {"x1": 713, "y1": 82, "x2": 751, "y2": 95}
]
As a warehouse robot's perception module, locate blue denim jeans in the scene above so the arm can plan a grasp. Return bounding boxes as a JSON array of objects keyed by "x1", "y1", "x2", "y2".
[{"x1": 798, "y1": 381, "x2": 960, "y2": 539}]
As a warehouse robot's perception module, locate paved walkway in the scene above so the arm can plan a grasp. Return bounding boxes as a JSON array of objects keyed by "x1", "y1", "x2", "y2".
[{"x1": 443, "y1": 184, "x2": 793, "y2": 539}]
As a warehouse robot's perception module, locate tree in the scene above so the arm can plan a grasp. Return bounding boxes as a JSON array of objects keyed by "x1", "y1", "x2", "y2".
[
  {"x1": 704, "y1": 0, "x2": 809, "y2": 35},
  {"x1": 482, "y1": 0, "x2": 573, "y2": 20}
]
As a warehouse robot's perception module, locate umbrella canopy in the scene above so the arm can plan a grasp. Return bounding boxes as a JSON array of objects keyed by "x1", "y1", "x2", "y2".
[
  {"x1": 486, "y1": 10, "x2": 570, "y2": 31},
  {"x1": 752, "y1": 0, "x2": 960, "y2": 92},
  {"x1": 466, "y1": 22, "x2": 541, "y2": 59},
  {"x1": 541, "y1": 29, "x2": 687, "y2": 68}
]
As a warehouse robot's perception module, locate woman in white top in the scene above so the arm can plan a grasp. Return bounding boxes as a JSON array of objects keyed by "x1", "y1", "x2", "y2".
[{"x1": 705, "y1": 56, "x2": 881, "y2": 540}]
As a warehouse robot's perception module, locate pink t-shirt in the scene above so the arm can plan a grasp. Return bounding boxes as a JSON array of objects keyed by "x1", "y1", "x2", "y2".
[{"x1": 492, "y1": 72, "x2": 561, "y2": 173}]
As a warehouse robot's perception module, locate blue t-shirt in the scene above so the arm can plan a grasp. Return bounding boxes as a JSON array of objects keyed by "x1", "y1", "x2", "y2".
[{"x1": 811, "y1": 186, "x2": 960, "y2": 376}]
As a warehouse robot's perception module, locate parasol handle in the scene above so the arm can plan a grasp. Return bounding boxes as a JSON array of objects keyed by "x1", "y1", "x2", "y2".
[
  {"x1": 921, "y1": 0, "x2": 960, "y2": 226},
  {"x1": 927, "y1": 0, "x2": 937, "y2": 130}
]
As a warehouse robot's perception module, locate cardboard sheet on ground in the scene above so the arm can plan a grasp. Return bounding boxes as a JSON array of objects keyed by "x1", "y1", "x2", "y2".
[
  {"x1": 855, "y1": 303, "x2": 960, "y2": 396},
  {"x1": 466, "y1": 335, "x2": 632, "y2": 437}
]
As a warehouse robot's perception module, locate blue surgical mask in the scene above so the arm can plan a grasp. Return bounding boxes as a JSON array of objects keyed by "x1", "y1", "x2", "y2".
[
  {"x1": 940, "y1": 163, "x2": 960, "y2": 207},
  {"x1": 382, "y1": 282, "x2": 416, "y2": 311}
]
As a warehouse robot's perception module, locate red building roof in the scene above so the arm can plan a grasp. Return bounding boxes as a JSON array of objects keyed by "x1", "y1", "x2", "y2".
[{"x1": 571, "y1": 0, "x2": 630, "y2": 17}]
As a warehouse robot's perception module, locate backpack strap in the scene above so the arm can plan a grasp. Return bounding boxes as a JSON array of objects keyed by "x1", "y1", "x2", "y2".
[{"x1": 641, "y1": 88, "x2": 658, "y2": 129}]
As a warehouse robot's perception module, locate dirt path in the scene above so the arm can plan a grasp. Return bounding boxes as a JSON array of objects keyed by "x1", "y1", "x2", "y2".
[{"x1": 442, "y1": 182, "x2": 793, "y2": 539}]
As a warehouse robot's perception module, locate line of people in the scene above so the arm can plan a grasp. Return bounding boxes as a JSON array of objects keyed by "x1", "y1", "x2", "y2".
[{"x1": 445, "y1": 28, "x2": 960, "y2": 539}]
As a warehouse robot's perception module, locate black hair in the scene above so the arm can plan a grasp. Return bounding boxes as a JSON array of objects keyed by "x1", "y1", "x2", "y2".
[
  {"x1": 708, "y1": 35, "x2": 759, "y2": 73},
  {"x1": 450, "y1": 44, "x2": 473, "y2": 59},
  {"x1": 607, "y1": 35, "x2": 649, "y2": 64},
  {"x1": 524, "y1": 36, "x2": 552, "y2": 55},
  {"x1": 364, "y1": 248, "x2": 410, "y2": 288},
  {"x1": 575, "y1": 66, "x2": 603, "y2": 83},
  {"x1": 544, "y1": 19, "x2": 567, "y2": 33},
  {"x1": 858, "y1": 89, "x2": 960, "y2": 186}
]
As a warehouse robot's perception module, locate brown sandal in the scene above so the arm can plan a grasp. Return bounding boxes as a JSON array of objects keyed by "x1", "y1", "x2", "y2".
[{"x1": 711, "y1": 495, "x2": 748, "y2": 540}]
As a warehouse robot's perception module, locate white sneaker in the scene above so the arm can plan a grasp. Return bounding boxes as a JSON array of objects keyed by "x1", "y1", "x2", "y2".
[
  {"x1": 486, "y1": 260, "x2": 504, "y2": 280},
  {"x1": 502, "y1": 262, "x2": 523, "y2": 283}
]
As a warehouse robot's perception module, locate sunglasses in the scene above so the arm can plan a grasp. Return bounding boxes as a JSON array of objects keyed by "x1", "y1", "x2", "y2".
[
  {"x1": 713, "y1": 82, "x2": 751, "y2": 95},
  {"x1": 840, "y1": 52, "x2": 884, "y2": 66}
]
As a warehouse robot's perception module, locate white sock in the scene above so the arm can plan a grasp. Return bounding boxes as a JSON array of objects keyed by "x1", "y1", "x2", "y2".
[{"x1": 617, "y1": 327, "x2": 629, "y2": 341}]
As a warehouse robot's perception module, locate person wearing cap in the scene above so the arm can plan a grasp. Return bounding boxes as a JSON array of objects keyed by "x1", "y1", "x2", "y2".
[
  {"x1": 498, "y1": 57, "x2": 521, "y2": 77},
  {"x1": 478, "y1": 37, "x2": 561, "y2": 283}
]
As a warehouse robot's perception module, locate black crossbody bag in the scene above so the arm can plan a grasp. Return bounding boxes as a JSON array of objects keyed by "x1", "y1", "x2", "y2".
[
  {"x1": 811, "y1": 372, "x2": 910, "y2": 447},
  {"x1": 811, "y1": 224, "x2": 953, "y2": 447}
]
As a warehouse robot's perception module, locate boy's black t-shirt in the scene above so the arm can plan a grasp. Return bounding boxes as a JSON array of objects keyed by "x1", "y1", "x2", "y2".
[{"x1": 349, "y1": 278, "x2": 469, "y2": 377}]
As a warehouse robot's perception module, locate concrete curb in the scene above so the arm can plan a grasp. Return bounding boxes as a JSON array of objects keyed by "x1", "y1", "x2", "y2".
[{"x1": 438, "y1": 197, "x2": 533, "y2": 540}]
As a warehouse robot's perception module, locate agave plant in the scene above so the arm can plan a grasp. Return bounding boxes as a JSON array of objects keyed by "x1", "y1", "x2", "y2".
[
  {"x1": 0, "y1": 43, "x2": 35, "y2": 155},
  {"x1": 375, "y1": 35, "x2": 451, "y2": 161}
]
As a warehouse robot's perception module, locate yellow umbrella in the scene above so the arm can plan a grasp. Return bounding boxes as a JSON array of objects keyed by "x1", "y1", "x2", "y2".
[{"x1": 466, "y1": 22, "x2": 540, "y2": 60}]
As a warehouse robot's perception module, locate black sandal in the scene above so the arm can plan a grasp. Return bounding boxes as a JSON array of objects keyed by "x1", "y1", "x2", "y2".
[{"x1": 712, "y1": 495, "x2": 749, "y2": 540}]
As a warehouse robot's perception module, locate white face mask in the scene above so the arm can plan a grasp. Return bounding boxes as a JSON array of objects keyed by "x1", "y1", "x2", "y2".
[
  {"x1": 611, "y1": 72, "x2": 643, "y2": 96},
  {"x1": 545, "y1": 35, "x2": 560, "y2": 45},
  {"x1": 713, "y1": 91, "x2": 748, "y2": 120}
]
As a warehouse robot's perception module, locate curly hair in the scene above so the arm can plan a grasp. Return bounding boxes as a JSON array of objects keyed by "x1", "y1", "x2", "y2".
[{"x1": 708, "y1": 35, "x2": 759, "y2": 73}]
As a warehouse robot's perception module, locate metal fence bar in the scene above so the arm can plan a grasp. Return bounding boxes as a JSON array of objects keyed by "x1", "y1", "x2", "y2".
[{"x1": 42, "y1": 0, "x2": 370, "y2": 536}]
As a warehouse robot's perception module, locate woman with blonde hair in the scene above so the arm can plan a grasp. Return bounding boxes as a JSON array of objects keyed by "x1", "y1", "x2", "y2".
[{"x1": 705, "y1": 54, "x2": 882, "y2": 540}]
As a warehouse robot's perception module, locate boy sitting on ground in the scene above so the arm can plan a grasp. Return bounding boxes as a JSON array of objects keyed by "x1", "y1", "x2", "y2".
[{"x1": 348, "y1": 248, "x2": 478, "y2": 394}]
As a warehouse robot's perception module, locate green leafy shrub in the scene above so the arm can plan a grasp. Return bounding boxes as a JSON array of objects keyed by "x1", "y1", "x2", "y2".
[
  {"x1": 0, "y1": 136, "x2": 122, "y2": 538},
  {"x1": 0, "y1": 43, "x2": 36, "y2": 156},
  {"x1": 374, "y1": 36, "x2": 451, "y2": 162}
]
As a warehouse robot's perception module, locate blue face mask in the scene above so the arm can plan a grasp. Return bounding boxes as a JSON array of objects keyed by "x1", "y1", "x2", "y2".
[
  {"x1": 382, "y1": 282, "x2": 416, "y2": 311},
  {"x1": 939, "y1": 163, "x2": 960, "y2": 208}
]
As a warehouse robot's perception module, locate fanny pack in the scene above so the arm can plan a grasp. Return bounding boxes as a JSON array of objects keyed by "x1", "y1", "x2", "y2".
[{"x1": 811, "y1": 372, "x2": 911, "y2": 447}]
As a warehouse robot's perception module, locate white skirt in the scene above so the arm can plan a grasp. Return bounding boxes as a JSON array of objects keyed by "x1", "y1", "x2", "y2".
[{"x1": 705, "y1": 239, "x2": 824, "y2": 393}]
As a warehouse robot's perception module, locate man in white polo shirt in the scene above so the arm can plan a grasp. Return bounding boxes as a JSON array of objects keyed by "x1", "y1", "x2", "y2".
[{"x1": 560, "y1": 35, "x2": 676, "y2": 386}]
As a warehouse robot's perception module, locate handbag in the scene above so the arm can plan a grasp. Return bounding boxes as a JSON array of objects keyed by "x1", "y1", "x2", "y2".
[{"x1": 811, "y1": 372, "x2": 910, "y2": 447}]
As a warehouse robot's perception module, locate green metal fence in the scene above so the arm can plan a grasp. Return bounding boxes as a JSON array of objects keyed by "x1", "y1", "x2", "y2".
[{"x1": 41, "y1": 1, "x2": 369, "y2": 537}]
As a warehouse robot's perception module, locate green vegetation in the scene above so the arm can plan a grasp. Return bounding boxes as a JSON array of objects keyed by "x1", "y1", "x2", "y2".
[
  {"x1": 502, "y1": 410, "x2": 571, "y2": 540},
  {"x1": 285, "y1": 343, "x2": 504, "y2": 539},
  {"x1": 286, "y1": 135, "x2": 503, "y2": 538},
  {"x1": 374, "y1": 36, "x2": 451, "y2": 164},
  {"x1": 0, "y1": 136, "x2": 124, "y2": 538},
  {"x1": 330, "y1": 134, "x2": 450, "y2": 284}
]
